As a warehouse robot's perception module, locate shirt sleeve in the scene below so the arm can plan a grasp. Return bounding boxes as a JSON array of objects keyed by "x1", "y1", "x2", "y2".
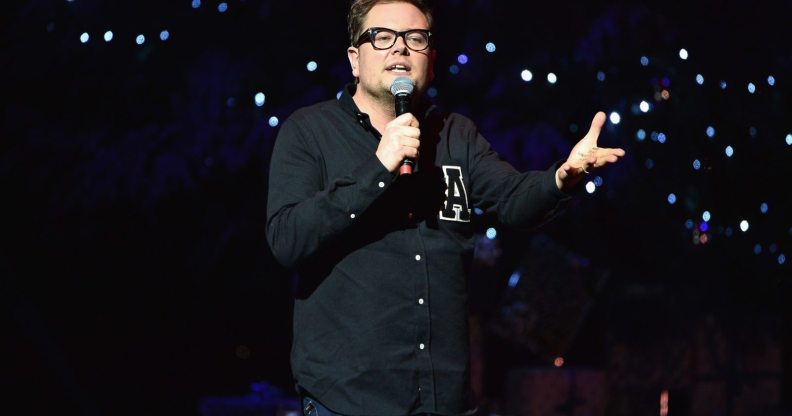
[
  {"x1": 467, "y1": 125, "x2": 571, "y2": 227},
  {"x1": 266, "y1": 117, "x2": 395, "y2": 269}
]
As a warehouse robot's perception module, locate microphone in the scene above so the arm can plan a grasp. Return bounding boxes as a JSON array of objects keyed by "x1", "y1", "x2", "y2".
[{"x1": 390, "y1": 77, "x2": 415, "y2": 175}]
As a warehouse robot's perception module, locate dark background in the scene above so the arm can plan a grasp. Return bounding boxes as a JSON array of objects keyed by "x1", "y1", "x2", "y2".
[{"x1": 2, "y1": 0, "x2": 790, "y2": 415}]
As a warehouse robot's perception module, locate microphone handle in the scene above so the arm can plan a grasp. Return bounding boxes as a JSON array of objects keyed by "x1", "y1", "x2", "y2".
[{"x1": 395, "y1": 94, "x2": 414, "y2": 175}]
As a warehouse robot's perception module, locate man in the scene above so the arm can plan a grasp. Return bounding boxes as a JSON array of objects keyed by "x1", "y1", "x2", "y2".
[{"x1": 266, "y1": 1, "x2": 625, "y2": 415}]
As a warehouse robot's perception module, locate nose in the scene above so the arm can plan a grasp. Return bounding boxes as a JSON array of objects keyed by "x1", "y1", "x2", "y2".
[{"x1": 391, "y1": 34, "x2": 410, "y2": 54}]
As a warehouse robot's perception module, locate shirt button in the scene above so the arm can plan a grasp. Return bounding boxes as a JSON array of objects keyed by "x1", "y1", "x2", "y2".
[
  {"x1": 419, "y1": 343, "x2": 425, "y2": 350},
  {"x1": 350, "y1": 213, "x2": 356, "y2": 219},
  {"x1": 418, "y1": 298, "x2": 424, "y2": 305},
  {"x1": 415, "y1": 254, "x2": 421, "y2": 261},
  {"x1": 378, "y1": 181, "x2": 385, "y2": 188}
]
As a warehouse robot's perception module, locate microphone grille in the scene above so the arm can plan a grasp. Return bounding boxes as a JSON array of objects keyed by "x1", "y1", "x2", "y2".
[{"x1": 390, "y1": 77, "x2": 414, "y2": 96}]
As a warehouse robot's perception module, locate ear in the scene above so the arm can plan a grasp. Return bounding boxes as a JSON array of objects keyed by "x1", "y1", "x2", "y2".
[{"x1": 347, "y1": 46, "x2": 360, "y2": 78}]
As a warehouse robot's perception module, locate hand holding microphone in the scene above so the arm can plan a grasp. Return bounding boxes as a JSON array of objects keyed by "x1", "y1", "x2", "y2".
[{"x1": 391, "y1": 77, "x2": 420, "y2": 175}]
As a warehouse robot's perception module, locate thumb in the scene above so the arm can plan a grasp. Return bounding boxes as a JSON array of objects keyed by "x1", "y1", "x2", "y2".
[
  {"x1": 393, "y1": 112, "x2": 416, "y2": 126},
  {"x1": 586, "y1": 111, "x2": 607, "y2": 145}
]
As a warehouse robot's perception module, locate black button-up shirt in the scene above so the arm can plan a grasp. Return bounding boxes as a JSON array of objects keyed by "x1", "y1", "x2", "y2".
[{"x1": 266, "y1": 84, "x2": 568, "y2": 415}]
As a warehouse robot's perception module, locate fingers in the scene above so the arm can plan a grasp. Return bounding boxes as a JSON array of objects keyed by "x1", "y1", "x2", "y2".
[{"x1": 376, "y1": 114, "x2": 422, "y2": 172}]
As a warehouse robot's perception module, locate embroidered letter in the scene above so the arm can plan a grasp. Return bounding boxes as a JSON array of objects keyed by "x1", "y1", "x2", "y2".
[{"x1": 439, "y1": 165, "x2": 471, "y2": 222}]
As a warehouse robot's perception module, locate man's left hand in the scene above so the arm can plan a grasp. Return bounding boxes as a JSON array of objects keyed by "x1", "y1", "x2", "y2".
[{"x1": 556, "y1": 111, "x2": 626, "y2": 192}]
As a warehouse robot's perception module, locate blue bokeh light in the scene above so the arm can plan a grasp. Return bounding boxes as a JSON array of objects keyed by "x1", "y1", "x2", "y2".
[
  {"x1": 508, "y1": 271, "x2": 521, "y2": 288},
  {"x1": 254, "y1": 92, "x2": 265, "y2": 107}
]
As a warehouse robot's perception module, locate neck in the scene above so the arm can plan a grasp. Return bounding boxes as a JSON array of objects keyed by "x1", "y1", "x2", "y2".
[{"x1": 352, "y1": 88, "x2": 397, "y2": 134}]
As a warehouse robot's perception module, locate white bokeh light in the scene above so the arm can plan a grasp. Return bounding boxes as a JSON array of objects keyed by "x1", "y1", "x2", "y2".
[{"x1": 609, "y1": 112, "x2": 621, "y2": 125}]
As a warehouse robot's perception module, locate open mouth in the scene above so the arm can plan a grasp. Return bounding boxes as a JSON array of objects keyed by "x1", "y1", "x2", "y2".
[{"x1": 386, "y1": 64, "x2": 411, "y2": 73}]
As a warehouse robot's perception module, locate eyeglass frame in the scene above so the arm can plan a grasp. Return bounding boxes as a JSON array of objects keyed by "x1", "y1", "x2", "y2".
[{"x1": 354, "y1": 27, "x2": 433, "y2": 52}]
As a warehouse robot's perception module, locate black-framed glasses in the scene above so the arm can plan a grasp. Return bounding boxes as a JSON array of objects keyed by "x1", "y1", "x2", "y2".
[{"x1": 354, "y1": 27, "x2": 432, "y2": 51}]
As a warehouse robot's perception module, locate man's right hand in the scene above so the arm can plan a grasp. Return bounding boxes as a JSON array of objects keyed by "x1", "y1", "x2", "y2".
[{"x1": 376, "y1": 112, "x2": 421, "y2": 173}]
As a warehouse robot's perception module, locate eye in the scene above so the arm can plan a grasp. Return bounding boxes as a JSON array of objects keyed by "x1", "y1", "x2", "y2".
[
  {"x1": 407, "y1": 34, "x2": 426, "y2": 43},
  {"x1": 374, "y1": 32, "x2": 395, "y2": 42}
]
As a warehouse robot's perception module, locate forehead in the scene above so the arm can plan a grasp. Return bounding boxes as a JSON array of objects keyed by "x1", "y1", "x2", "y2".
[{"x1": 362, "y1": 2, "x2": 430, "y2": 31}]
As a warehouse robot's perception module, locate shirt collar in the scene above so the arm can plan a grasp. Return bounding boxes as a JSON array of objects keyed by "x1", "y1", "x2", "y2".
[{"x1": 338, "y1": 83, "x2": 435, "y2": 130}]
